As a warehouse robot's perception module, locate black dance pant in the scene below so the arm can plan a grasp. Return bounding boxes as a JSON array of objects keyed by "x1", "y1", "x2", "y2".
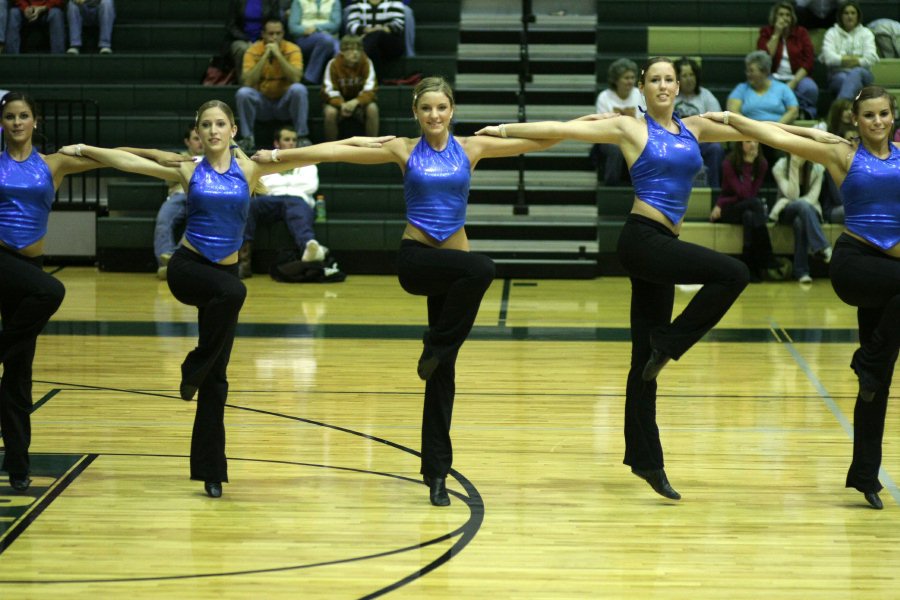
[
  {"x1": 166, "y1": 247, "x2": 246, "y2": 483},
  {"x1": 0, "y1": 245, "x2": 65, "y2": 476},
  {"x1": 617, "y1": 215, "x2": 750, "y2": 470},
  {"x1": 396, "y1": 240, "x2": 495, "y2": 478},
  {"x1": 829, "y1": 234, "x2": 900, "y2": 493}
]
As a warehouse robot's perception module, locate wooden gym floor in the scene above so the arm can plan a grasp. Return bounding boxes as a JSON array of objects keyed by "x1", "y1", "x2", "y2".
[{"x1": 0, "y1": 267, "x2": 897, "y2": 599}]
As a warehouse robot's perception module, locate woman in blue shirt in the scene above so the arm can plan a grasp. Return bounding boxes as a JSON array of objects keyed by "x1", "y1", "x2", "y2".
[{"x1": 727, "y1": 51, "x2": 799, "y2": 124}]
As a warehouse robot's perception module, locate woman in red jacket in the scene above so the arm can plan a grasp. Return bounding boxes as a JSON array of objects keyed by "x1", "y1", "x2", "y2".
[{"x1": 757, "y1": 1, "x2": 820, "y2": 118}]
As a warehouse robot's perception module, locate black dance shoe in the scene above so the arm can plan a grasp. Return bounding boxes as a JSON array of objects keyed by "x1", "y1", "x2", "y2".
[
  {"x1": 641, "y1": 349, "x2": 671, "y2": 381},
  {"x1": 180, "y1": 382, "x2": 198, "y2": 402},
  {"x1": 9, "y1": 474, "x2": 31, "y2": 491},
  {"x1": 423, "y1": 475, "x2": 450, "y2": 506},
  {"x1": 204, "y1": 481, "x2": 222, "y2": 498},
  {"x1": 631, "y1": 468, "x2": 681, "y2": 500},
  {"x1": 863, "y1": 491, "x2": 883, "y2": 510}
]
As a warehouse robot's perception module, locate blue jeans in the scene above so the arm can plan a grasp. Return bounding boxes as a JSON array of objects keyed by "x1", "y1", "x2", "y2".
[
  {"x1": 829, "y1": 67, "x2": 874, "y2": 101},
  {"x1": 778, "y1": 200, "x2": 829, "y2": 278},
  {"x1": 235, "y1": 84, "x2": 310, "y2": 138},
  {"x1": 67, "y1": 0, "x2": 116, "y2": 49},
  {"x1": 792, "y1": 76, "x2": 820, "y2": 118},
  {"x1": 295, "y1": 31, "x2": 337, "y2": 84},
  {"x1": 243, "y1": 195, "x2": 316, "y2": 249},
  {"x1": 6, "y1": 6, "x2": 65, "y2": 53},
  {"x1": 154, "y1": 192, "x2": 187, "y2": 265}
]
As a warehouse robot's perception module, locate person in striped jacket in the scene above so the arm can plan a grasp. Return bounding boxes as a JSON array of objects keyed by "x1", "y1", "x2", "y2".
[{"x1": 343, "y1": 0, "x2": 405, "y2": 80}]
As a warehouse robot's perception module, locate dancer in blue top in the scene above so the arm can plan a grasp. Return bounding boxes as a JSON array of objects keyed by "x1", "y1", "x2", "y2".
[
  {"x1": 477, "y1": 58, "x2": 844, "y2": 500},
  {"x1": 61, "y1": 100, "x2": 390, "y2": 498},
  {"x1": 703, "y1": 86, "x2": 900, "y2": 510},
  {"x1": 252, "y1": 76, "x2": 587, "y2": 506},
  {"x1": 0, "y1": 92, "x2": 182, "y2": 492}
]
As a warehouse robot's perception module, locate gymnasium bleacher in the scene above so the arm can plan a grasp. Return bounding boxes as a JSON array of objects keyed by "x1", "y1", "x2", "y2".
[{"x1": 2, "y1": 0, "x2": 900, "y2": 278}]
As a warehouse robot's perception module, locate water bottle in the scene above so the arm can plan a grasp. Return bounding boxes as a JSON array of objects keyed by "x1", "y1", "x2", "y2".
[{"x1": 315, "y1": 194, "x2": 326, "y2": 221}]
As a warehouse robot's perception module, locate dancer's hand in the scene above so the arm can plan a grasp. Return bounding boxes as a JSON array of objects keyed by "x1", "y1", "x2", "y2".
[
  {"x1": 154, "y1": 151, "x2": 195, "y2": 167},
  {"x1": 346, "y1": 135, "x2": 396, "y2": 148},
  {"x1": 474, "y1": 125, "x2": 502, "y2": 137},
  {"x1": 808, "y1": 129, "x2": 852, "y2": 145},
  {"x1": 251, "y1": 149, "x2": 275, "y2": 163}
]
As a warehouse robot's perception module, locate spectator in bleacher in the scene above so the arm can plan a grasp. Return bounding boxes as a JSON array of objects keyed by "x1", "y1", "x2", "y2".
[
  {"x1": 287, "y1": 0, "x2": 341, "y2": 85},
  {"x1": 154, "y1": 126, "x2": 205, "y2": 280},
  {"x1": 0, "y1": 92, "x2": 184, "y2": 492},
  {"x1": 794, "y1": 0, "x2": 840, "y2": 30},
  {"x1": 820, "y1": 0, "x2": 879, "y2": 101},
  {"x1": 702, "y1": 86, "x2": 899, "y2": 510},
  {"x1": 868, "y1": 18, "x2": 900, "y2": 58},
  {"x1": 235, "y1": 17, "x2": 311, "y2": 153},
  {"x1": 823, "y1": 97, "x2": 855, "y2": 139},
  {"x1": 66, "y1": 0, "x2": 115, "y2": 55},
  {"x1": 253, "y1": 76, "x2": 584, "y2": 507},
  {"x1": 238, "y1": 125, "x2": 325, "y2": 279},
  {"x1": 757, "y1": 1, "x2": 819, "y2": 119},
  {"x1": 224, "y1": 0, "x2": 283, "y2": 80},
  {"x1": 712, "y1": 140, "x2": 783, "y2": 282},
  {"x1": 321, "y1": 34, "x2": 378, "y2": 140},
  {"x1": 59, "y1": 100, "x2": 390, "y2": 498},
  {"x1": 673, "y1": 57, "x2": 724, "y2": 188},
  {"x1": 5, "y1": 0, "x2": 65, "y2": 54},
  {"x1": 727, "y1": 51, "x2": 799, "y2": 124},
  {"x1": 770, "y1": 153, "x2": 832, "y2": 283},
  {"x1": 343, "y1": 0, "x2": 405, "y2": 81},
  {"x1": 593, "y1": 58, "x2": 644, "y2": 186}
]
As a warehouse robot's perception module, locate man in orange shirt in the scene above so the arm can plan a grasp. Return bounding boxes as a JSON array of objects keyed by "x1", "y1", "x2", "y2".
[{"x1": 235, "y1": 17, "x2": 311, "y2": 152}]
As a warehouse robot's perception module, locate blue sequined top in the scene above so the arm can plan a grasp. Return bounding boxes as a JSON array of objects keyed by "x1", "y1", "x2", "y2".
[
  {"x1": 841, "y1": 143, "x2": 900, "y2": 251},
  {"x1": 629, "y1": 113, "x2": 702, "y2": 225},
  {"x1": 0, "y1": 148, "x2": 54, "y2": 250},
  {"x1": 404, "y1": 136, "x2": 471, "y2": 242},
  {"x1": 185, "y1": 157, "x2": 250, "y2": 263}
]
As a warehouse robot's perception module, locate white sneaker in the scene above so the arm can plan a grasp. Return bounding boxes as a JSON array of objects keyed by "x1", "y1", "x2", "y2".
[
  {"x1": 820, "y1": 246, "x2": 832, "y2": 264},
  {"x1": 301, "y1": 239, "x2": 326, "y2": 262},
  {"x1": 798, "y1": 274, "x2": 813, "y2": 284},
  {"x1": 99, "y1": 47, "x2": 112, "y2": 54},
  {"x1": 66, "y1": 47, "x2": 80, "y2": 54}
]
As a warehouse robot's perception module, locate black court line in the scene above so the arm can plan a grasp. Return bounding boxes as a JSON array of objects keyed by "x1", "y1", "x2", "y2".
[
  {"x1": 0, "y1": 454, "x2": 96, "y2": 555},
  {"x1": 46, "y1": 266, "x2": 65, "y2": 276},
  {"x1": 31, "y1": 389, "x2": 60, "y2": 413},
  {"x1": 40, "y1": 320, "x2": 862, "y2": 343},
  {"x1": 0, "y1": 394, "x2": 484, "y2": 596},
  {"x1": 32, "y1": 379, "x2": 857, "y2": 401}
]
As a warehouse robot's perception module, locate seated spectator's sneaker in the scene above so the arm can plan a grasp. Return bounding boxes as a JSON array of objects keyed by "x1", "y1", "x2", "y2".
[
  {"x1": 66, "y1": 47, "x2": 80, "y2": 54},
  {"x1": 798, "y1": 274, "x2": 813, "y2": 284},
  {"x1": 819, "y1": 246, "x2": 832, "y2": 263},
  {"x1": 157, "y1": 266, "x2": 167, "y2": 280},
  {"x1": 99, "y1": 47, "x2": 112, "y2": 54},
  {"x1": 301, "y1": 240, "x2": 326, "y2": 262}
]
